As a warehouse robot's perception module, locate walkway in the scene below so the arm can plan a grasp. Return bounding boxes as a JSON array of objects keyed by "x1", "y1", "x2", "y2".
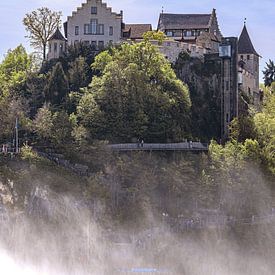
[{"x1": 107, "y1": 142, "x2": 208, "y2": 152}]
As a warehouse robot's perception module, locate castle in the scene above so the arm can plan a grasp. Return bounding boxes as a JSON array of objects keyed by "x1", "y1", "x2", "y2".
[{"x1": 47, "y1": 0, "x2": 260, "y2": 140}]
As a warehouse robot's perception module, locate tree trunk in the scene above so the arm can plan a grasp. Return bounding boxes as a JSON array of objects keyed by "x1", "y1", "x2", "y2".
[{"x1": 43, "y1": 43, "x2": 47, "y2": 61}]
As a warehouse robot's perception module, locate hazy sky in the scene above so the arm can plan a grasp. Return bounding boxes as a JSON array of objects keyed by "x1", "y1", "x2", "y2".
[{"x1": 0, "y1": 0, "x2": 274, "y2": 81}]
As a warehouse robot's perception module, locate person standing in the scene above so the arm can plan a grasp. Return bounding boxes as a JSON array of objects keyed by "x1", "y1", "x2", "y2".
[{"x1": 141, "y1": 140, "x2": 144, "y2": 148}]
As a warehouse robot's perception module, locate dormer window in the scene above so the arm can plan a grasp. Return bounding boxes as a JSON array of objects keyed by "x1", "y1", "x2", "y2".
[
  {"x1": 91, "y1": 7, "x2": 97, "y2": 14},
  {"x1": 247, "y1": 55, "x2": 250, "y2": 60}
]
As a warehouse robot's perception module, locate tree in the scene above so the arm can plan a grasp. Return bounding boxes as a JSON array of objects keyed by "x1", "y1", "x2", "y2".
[
  {"x1": 45, "y1": 62, "x2": 69, "y2": 107},
  {"x1": 32, "y1": 105, "x2": 54, "y2": 140},
  {"x1": 23, "y1": 7, "x2": 62, "y2": 60},
  {"x1": 0, "y1": 45, "x2": 34, "y2": 94},
  {"x1": 143, "y1": 30, "x2": 167, "y2": 45},
  {"x1": 76, "y1": 41, "x2": 191, "y2": 143},
  {"x1": 68, "y1": 57, "x2": 90, "y2": 92},
  {"x1": 263, "y1": 59, "x2": 275, "y2": 87}
]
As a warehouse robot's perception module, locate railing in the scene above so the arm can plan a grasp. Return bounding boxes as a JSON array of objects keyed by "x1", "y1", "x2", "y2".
[
  {"x1": 108, "y1": 142, "x2": 209, "y2": 151},
  {"x1": 0, "y1": 147, "x2": 19, "y2": 155}
]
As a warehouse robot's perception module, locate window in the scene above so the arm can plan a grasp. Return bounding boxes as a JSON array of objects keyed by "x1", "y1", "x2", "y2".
[
  {"x1": 91, "y1": 6, "x2": 97, "y2": 14},
  {"x1": 240, "y1": 55, "x2": 243, "y2": 60},
  {"x1": 54, "y1": 43, "x2": 57, "y2": 52},
  {"x1": 84, "y1": 24, "x2": 89, "y2": 34},
  {"x1": 166, "y1": 31, "x2": 173, "y2": 37},
  {"x1": 97, "y1": 24, "x2": 104, "y2": 35},
  {"x1": 49, "y1": 44, "x2": 52, "y2": 53},
  {"x1": 98, "y1": 41, "x2": 104, "y2": 49},
  {"x1": 247, "y1": 55, "x2": 250, "y2": 60},
  {"x1": 91, "y1": 41, "x2": 97, "y2": 50},
  {"x1": 109, "y1": 40, "x2": 113, "y2": 45},
  {"x1": 75, "y1": 26, "x2": 79, "y2": 35},
  {"x1": 186, "y1": 31, "x2": 192, "y2": 37},
  {"x1": 91, "y1": 19, "x2": 98, "y2": 34},
  {"x1": 191, "y1": 30, "x2": 195, "y2": 36},
  {"x1": 84, "y1": 41, "x2": 90, "y2": 46},
  {"x1": 74, "y1": 40, "x2": 79, "y2": 45},
  {"x1": 60, "y1": 43, "x2": 63, "y2": 53},
  {"x1": 109, "y1": 26, "x2": 113, "y2": 36}
]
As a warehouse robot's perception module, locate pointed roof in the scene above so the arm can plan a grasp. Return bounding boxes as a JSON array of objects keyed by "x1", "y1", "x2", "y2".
[
  {"x1": 238, "y1": 24, "x2": 259, "y2": 56},
  {"x1": 49, "y1": 28, "x2": 66, "y2": 41}
]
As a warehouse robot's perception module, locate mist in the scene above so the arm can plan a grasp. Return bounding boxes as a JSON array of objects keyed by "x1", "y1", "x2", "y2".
[{"x1": 0, "y1": 153, "x2": 275, "y2": 275}]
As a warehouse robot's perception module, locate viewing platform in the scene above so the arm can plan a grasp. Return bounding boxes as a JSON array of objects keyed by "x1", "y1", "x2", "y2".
[{"x1": 107, "y1": 142, "x2": 209, "y2": 152}]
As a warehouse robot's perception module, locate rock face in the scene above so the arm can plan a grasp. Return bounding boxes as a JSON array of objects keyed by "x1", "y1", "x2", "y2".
[
  {"x1": 174, "y1": 53, "x2": 222, "y2": 141},
  {"x1": 37, "y1": 151, "x2": 89, "y2": 176}
]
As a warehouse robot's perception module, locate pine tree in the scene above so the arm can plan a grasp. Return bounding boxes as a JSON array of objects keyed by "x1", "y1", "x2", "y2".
[{"x1": 45, "y1": 62, "x2": 69, "y2": 106}]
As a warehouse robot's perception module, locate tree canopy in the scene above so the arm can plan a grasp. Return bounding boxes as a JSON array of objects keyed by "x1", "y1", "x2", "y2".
[
  {"x1": 263, "y1": 59, "x2": 275, "y2": 87},
  {"x1": 76, "y1": 41, "x2": 191, "y2": 143},
  {"x1": 23, "y1": 7, "x2": 62, "y2": 60}
]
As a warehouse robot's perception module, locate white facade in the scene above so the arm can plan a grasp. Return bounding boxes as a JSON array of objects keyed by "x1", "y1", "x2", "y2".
[{"x1": 66, "y1": 0, "x2": 122, "y2": 49}]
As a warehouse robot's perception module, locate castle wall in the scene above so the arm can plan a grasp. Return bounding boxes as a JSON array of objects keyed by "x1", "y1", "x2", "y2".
[{"x1": 134, "y1": 39, "x2": 207, "y2": 63}]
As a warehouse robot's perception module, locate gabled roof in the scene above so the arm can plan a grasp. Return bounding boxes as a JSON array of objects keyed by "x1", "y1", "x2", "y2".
[
  {"x1": 49, "y1": 28, "x2": 66, "y2": 41},
  {"x1": 158, "y1": 13, "x2": 212, "y2": 30},
  {"x1": 123, "y1": 24, "x2": 152, "y2": 39},
  {"x1": 238, "y1": 24, "x2": 259, "y2": 56}
]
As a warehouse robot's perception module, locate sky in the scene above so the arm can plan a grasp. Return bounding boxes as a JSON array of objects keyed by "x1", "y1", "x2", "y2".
[{"x1": 0, "y1": 0, "x2": 274, "y2": 81}]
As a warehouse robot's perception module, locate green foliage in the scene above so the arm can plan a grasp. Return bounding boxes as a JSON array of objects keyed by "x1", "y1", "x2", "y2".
[
  {"x1": 263, "y1": 59, "x2": 275, "y2": 87},
  {"x1": 23, "y1": 7, "x2": 62, "y2": 60},
  {"x1": 20, "y1": 144, "x2": 42, "y2": 162},
  {"x1": 68, "y1": 57, "x2": 90, "y2": 92},
  {"x1": 143, "y1": 30, "x2": 167, "y2": 45},
  {"x1": 32, "y1": 105, "x2": 73, "y2": 147},
  {"x1": 229, "y1": 115, "x2": 256, "y2": 142},
  {"x1": 51, "y1": 111, "x2": 73, "y2": 147},
  {"x1": 76, "y1": 41, "x2": 191, "y2": 142},
  {"x1": 253, "y1": 88, "x2": 275, "y2": 173},
  {"x1": 45, "y1": 62, "x2": 69, "y2": 106},
  {"x1": 0, "y1": 45, "x2": 34, "y2": 95},
  {"x1": 32, "y1": 105, "x2": 54, "y2": 140},
  {"x1": 214, "y1": 84, "x2": 275, "y2": 175}
]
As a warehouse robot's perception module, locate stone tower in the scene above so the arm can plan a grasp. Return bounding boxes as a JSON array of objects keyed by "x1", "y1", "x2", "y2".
[
  {"x1": 238, "y1": 24, "x2": 260, "y2": 101},
  {"x1": 47, "y1": 28, "x2": 67, "y2": 60}
]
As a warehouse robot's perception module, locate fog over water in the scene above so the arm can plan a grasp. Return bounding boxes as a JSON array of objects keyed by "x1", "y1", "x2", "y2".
[
  {"x1": 0, "y1": 187, "x2": 274, "y2": 275},
  {"x1": 0, "y1": 156, "x2": 275, "y2": 275}
]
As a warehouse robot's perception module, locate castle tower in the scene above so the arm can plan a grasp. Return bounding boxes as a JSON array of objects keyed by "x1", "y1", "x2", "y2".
[
  {"x1": 238, "y1": 23, "x2": 260, "y2": 100},
  {"x1": 47, "y1": 28, "x2": 67, "y2": 60}
]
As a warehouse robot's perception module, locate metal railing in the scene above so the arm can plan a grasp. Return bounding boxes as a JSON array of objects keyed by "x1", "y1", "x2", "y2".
[{"x1": 108, "y1": 142, "x2": 209, "y2": 151}]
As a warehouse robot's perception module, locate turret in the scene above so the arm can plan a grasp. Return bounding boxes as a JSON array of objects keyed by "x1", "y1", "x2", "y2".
[
  {"x1": 47, "y1": 28, "x2": 67, "y2": 60},
  {"x1": 238, "y1": 23, "x2": 260, "y2": 96}
]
